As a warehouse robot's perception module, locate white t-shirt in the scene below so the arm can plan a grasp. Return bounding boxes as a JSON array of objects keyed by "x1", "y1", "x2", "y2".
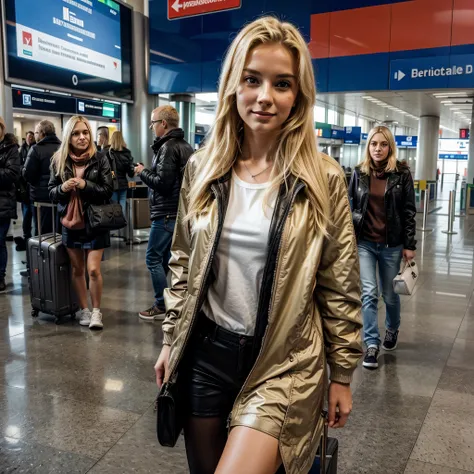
[{"x1": 202, "y1": 170, "x2": 276, "y2": 336}]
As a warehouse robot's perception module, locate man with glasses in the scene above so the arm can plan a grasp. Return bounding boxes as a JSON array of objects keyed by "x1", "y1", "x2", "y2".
[{"x1": 135, "y1": 106, "x2": 193, "y2": 321}]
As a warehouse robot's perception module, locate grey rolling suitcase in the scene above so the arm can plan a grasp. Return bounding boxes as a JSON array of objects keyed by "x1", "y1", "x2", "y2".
[{"x1": 28, "y1": 203, "x2": 78, "y2": 324}]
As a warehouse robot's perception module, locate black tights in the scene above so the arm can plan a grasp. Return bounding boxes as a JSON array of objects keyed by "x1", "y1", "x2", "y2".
[{"x1": 184, "y1": 416, "x2": 228, "y2": 474}]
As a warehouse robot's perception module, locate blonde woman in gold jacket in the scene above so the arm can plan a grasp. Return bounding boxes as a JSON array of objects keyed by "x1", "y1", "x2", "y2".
[{"x1": 154, "y1": 16, "x2": 363, "y2": 474}]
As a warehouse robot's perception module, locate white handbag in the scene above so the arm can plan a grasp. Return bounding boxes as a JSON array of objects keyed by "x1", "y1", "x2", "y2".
[{"x1": 393, "y1": 260, "x2": 418, "y2": 295}]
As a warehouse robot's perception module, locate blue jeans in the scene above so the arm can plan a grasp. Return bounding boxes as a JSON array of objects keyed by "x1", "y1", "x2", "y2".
[
  {"x1": 112, "y1": 189, "x2": 127, "y2": 217},
  {"x1": 358, "y1": 241, "x2": 403, "y2": 348},
  {"x1": 0, "y1": 218, "x2": 11, "y2": 279},
  {"x1": 146, "y1": 216, "x2": 175, "y2": 308}
]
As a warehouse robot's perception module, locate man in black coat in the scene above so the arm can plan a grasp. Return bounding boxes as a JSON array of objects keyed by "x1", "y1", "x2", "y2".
[
  {"x1": 23, "y1": 120, "x2": 61, "y2": 236},
  {"x1": 0, "y1": 118, "x2": 21, "y2": 291},
  {"x1": 15, "y1": 131, "x2": 35, "y2": 250},
  {"x1": 135, "y1": 105, "x2": 193, "y2": 321}
]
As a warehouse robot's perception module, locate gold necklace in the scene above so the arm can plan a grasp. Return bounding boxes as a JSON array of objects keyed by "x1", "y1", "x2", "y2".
[{"x1": 241, "y1": 160, "x2": 273, "y2": 180}]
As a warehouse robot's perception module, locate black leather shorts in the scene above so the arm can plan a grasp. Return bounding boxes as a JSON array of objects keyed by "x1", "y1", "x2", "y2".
[{"x1": 181, "y1": 314, "x2": 255, "y2": 417}]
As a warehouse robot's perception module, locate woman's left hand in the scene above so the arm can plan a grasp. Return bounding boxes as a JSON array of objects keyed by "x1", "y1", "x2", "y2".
[
  {"x1": 74, "y1": 178, "x2": 86, "y2": 190},
  {"x1": 328, "y1": 382, "x2": 353, "y2": 429},
  {"x1": 403, "y1": 249, "x2": 416, "y2": 261}
]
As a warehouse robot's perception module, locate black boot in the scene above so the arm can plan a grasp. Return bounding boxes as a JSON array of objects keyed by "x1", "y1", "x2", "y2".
[
  {"x1": 14, "y1": 236, "x2": 27, "y2": 251},
  {"x1": 0, "y1": 278, "x2": 6, "y2": 292}
]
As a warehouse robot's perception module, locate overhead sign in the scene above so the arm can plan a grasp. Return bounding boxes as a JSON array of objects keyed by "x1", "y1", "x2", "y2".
[
  {"x1": 315, "y1": 122, "x2": 332, "y2": 139},
  {"x1": 344, "y1": 126, "x2": 361, "y2": 145},
  {"x1": 331, "y1": 125, "x2": 345, "y2": 140},
  {"x1": 77, "y1": 99, "x2": 121, "y2": 119},
  {"x1": 395, "y1": 135, "x2": 418, "y2": 147},
  {"x1": 390, "y1": 54, "x2": 474, "y2": 90},
  {"x1": 460, "y1": 128, "x2": 470, "y2": 139},
  {"x1": 168, "y1": 0, "x2": 241, "y2": 20},
  {"x1": 12, "y1": 87, "x2": 76, "y2": 114},
  {"x1": 12, "y1": 87, "x2": 121, "y2": 120},
  {"x1": 439, "y1": 153, "x2": 468, "y2": 160},
  {"x1": 439, "y1": 138, "x2": 469, "y2": 153}
]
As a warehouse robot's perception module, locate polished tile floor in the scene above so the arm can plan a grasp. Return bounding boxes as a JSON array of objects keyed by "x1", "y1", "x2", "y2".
[{"x1": 1, "y1": 209, "x2": 474, "y2": 474}]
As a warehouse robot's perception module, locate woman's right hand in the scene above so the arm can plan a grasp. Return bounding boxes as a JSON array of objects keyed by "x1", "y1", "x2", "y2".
[
  {"x1": 154, "y1": 344, "x2": 171, "y2": 389},
  {"x1": 61, "y1": 178, "x2": 77, "y2": 193}
]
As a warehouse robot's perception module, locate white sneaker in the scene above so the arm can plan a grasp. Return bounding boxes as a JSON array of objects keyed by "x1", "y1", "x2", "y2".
[
  {"x1": 79, "y1": 309, "x2": 92, "y2": 326},
  {"x1": 89, "y1": 310, "x2": 103, "y2": 330}
]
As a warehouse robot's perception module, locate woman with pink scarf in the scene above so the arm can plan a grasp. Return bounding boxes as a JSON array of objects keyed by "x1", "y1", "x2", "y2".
[{"x1": 49, "y1": 116, "x2": 113, "y2": 330}]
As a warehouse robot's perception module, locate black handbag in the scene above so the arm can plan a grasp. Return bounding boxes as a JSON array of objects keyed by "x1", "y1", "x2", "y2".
[
  {"x1": 86, "y1": 202, "x2": 127, "y2": 232},
  {"x1": 156, "y1": 376, "x2": 184, "y2": 447}
]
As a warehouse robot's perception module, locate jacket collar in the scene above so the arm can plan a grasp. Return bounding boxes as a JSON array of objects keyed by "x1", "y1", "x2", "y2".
[
  {"x1": 356, "y1": 166, "x2": 402, "y2": 192},
  {"x1": 65, "y1": 153, "x2": 98, "y2": 174},
  {"x1": 37, "y1": 134, "x2": 61, "y2": 146},
  {"x1": 151, "y1": 128, "x2": 185, "y2": 153}
]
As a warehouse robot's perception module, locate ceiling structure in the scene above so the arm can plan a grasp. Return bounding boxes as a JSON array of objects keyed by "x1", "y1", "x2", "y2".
[{"x1": 192, "y1": 90, "x2": 473, "y2": 135}]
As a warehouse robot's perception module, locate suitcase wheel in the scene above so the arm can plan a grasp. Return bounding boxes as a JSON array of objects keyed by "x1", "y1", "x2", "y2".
[{"x1": 31, "y1": 309, "x2": 39, "y2": 318}]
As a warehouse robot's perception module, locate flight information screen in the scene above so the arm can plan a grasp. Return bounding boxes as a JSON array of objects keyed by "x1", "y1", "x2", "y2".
[{"x1": 3, "y1": 0, "x2": 133, "y2": 101}]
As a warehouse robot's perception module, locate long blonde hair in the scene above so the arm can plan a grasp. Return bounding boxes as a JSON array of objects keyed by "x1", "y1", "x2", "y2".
[
  {"x1": 187, "y1": 16, "x2": 330, "y2": 234},
  {"x1": 360, "y1": 125, "x2": 398, "y2": 175},
  {"x1": 52, "y1": 116, "x2": 96, "y2": 180},
  {"x1": 110, "y1": 130, "x2": 127, "y2": 151}
]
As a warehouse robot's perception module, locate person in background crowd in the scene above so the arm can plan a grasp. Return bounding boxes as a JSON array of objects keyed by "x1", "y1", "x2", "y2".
[
  {"x1": 15, "y1": 131, "x2": 35, "y2": 251},
  {"x1": 23, "y1": 120, "x2": 61, "y2": 236},
  {"x1": 348, "y1": 125, "x2": 416, "y2": 370},
  {"x1": 0, "y1": 118, "x2": 21, "y2": 291},
  {"x1": 153, "y1": 17, "x2": 362, "y2": 474},
  {"x1": 108, "y1": 130, "x2": 134, "y2": 216},
  {"x1": 49, "y1": 116, "x2": 113, "y2": 329},
  {"x1": 96, "y1": 126, "x2": 110, "y2": 153},
  {"x1": 136, "y1": 105, "x2": 193, "y2": 321}
]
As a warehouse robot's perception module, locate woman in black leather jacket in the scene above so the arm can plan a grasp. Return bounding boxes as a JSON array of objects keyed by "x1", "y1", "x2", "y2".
[
  {"x1": 107, "y1": 130, "x2": 134, "y2": 216},
  {"x1": 348, "y1": 125, "x2": 416, "y2": 370},
  {"x1": 49, "y1": 116, "x2": 113, "y2": 330}
]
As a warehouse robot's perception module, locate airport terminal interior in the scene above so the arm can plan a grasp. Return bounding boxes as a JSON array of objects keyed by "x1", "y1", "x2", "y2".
[{"x1": 1, "y1": 0, "x2": 474, "y2": 473}]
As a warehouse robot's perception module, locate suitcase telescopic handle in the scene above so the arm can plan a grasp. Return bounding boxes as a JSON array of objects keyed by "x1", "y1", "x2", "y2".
[{"x1": 35, "y1": 202, "x2": 57, "y2": 247}]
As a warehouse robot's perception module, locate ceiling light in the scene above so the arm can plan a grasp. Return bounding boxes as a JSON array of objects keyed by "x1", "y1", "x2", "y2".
[
  {"x1": 362, "y1": 96, "x2": 373, "y2": 99},
  {"x1": 441, "y1": 101, "x2": 453, "y2": 104}
]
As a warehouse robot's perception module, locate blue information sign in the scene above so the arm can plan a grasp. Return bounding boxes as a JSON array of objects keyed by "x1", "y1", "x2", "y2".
[
  {"x1": 331, "y1": 125, "x2": 345, "y2": 140},
  {"x1": 439, "y1": 153, "x2": 468, "y2": 160},
  {"x1": 395, "y1": 135, "x2": 418, "y2": 147},
  {"x1": 344, "y1": 126, "x2": 361, "y2": 144},
  {"x1": 390, "y1": 54, "x2": 474, "y2": 90}
]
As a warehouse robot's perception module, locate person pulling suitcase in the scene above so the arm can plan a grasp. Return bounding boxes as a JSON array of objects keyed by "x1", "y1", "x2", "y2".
[{"x1": 49, "y1": 116, "x2": 113, "y2": 330}]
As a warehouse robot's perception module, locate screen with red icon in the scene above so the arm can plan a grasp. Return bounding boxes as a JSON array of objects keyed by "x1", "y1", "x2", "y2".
[{"x1": 2, "y1": 0, "x2": 133, "y2": 101}]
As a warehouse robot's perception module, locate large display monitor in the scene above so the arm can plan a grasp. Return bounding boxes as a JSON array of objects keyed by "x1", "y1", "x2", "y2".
[{"x1": 2, "y1": 0, "x2": 133, "y2": 102}]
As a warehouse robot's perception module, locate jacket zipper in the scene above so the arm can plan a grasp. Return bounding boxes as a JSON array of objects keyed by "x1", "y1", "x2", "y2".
[
  {"x1": 167, "y1": 182, "x2": 227, "y2": 378},
  {"x1": 229, "y1": 182, "x2": 304, "y2": 430}
]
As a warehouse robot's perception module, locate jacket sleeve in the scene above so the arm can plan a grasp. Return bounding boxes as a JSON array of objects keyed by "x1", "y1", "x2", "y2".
[
  {"x1": 80, "y1": 155, "x2": 113, "y2": 201},
  {"x1": 23, "y1": 146, "x2": 40, "y2": 185},
  {"x1": 403, "y1": 171, "x2": 417, "y2": 251},
  {"x1": 126, "y1": 153, "x2": 135, "y2": 178},
  {"x1": 0, "y1": 147, "x2": 20, "y2": 189},
  {"x1": 139, "y1": 144, "x2": 179, "y2": 196},
  {"x1": 314, "y1": 171, "x2": 363, "y2": 385},
  {"x1": 161, "y1": 161, "x2": 193, "y2": 346},
  {"x1": 48, "y1": 164, "x2": 70, "y2": 204},
  {"x1": 347, "y1": 170, "x2": 357, "y2": 212}
]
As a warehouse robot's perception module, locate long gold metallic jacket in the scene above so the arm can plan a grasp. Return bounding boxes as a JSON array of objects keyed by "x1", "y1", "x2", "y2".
[{"x1": 162, "y1": 153, "x2": 363, "y2": 473}]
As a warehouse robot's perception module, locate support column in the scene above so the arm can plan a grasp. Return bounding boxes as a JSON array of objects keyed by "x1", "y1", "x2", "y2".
[
  {"x1": 467, "y1": 106, "x2": 474, "y2": 184},
  {"x1": 170, "y1": 94, "x2": 196, "y2": 147},
  {"x1": 415, "y1": 115, "x2": 440, "y2": 181},
  {"x1": 121, "y1": 3, "x2": 155, "y2": 167}
]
